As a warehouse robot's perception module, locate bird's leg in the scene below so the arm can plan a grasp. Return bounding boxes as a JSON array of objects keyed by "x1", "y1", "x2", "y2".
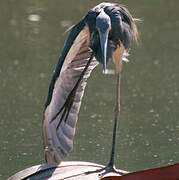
[
  {"x1": 50, "y1": 53, "x2": 94, "y2": 129},
  {"x1": 101, "y1": 73, "x2": 122, "y2": 175},
  {"x1": 86, "y1": 73, "x2": 125, "y2": 177}
]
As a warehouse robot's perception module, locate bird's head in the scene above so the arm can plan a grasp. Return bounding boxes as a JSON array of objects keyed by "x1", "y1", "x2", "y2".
[{"x1": 85, "y1": 3, "x2": 138, "y2": 74}]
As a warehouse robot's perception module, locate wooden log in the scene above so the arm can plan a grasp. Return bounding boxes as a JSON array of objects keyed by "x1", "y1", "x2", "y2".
[{"x1": 8, "y1": 161, "x2": 128, "y2": 180}]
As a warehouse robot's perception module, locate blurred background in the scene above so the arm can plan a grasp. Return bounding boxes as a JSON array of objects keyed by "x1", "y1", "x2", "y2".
[{"x1": 0, "y1": 0, "x2": 178, "y2": 179}]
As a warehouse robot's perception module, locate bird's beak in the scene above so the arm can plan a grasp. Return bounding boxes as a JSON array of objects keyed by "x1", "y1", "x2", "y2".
[{"x1": 98, "y1": 30, "x2": 109, "y2": 74}]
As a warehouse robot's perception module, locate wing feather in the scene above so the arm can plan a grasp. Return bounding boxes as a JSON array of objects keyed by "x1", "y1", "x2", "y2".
[{"x1": 43, "y1": 25, "x2": 99, "y2": 163}]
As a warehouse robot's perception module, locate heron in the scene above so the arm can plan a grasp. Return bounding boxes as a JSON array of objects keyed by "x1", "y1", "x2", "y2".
[{"x1": 42, "y1": 2, "x2": 138, "y2": 175}]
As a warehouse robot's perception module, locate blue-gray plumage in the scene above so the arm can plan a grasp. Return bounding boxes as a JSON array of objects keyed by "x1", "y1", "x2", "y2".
[{"x1": 43, "y1": 2, "x2": 138, "y2": 173}]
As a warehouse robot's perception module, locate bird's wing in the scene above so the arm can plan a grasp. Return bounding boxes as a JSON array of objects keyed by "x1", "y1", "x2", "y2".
[{"x1": 42, "y1": 22, "x2": 99, "y2": 164}]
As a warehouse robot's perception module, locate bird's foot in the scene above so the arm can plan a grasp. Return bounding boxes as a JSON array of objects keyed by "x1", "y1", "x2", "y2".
[{"x1": 86, "y1": 164, "x2": 126, "y2": 178}]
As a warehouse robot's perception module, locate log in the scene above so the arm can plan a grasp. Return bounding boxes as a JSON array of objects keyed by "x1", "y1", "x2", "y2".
[{"x1": 8, "y1": 161, "x2": 128, "y2": 180}]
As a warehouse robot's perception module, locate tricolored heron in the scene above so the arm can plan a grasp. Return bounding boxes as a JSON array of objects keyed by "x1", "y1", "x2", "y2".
[{"x1": 42, "y1": 2, "x2": 138, "y2": 175}]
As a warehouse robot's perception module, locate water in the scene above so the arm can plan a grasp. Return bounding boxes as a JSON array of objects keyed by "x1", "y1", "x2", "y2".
[{"x1": 0, "y1": 0, "x2": 178, "y2": 179}]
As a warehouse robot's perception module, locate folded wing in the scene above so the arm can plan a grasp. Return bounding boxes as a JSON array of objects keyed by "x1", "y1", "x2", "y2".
[{"x1": 42, "y1": 24, "x2": 98, "y2": 164}]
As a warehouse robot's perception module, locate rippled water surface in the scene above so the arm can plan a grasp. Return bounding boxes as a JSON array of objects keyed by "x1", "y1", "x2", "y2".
[{"x1": 0, "y1": 0, "x2": 178, "y2": 178}]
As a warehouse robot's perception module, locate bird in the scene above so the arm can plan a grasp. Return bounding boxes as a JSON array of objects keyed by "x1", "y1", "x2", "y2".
[{"x1": 42, "y1": 2, "x2": 138, "y2": 175}]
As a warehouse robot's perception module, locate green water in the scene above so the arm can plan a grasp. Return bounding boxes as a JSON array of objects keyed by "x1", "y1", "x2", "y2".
[{"x1": 0, "y1": 0, "x2": 178, "y2": 179}]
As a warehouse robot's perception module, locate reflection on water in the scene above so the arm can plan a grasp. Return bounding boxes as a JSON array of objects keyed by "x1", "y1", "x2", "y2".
[
  {"x1": 0, "y1": 0, "x2": 178, "y2": 179},
  {"x1": 28, "y1": 14, "x2": 41, "y2": 22}
]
